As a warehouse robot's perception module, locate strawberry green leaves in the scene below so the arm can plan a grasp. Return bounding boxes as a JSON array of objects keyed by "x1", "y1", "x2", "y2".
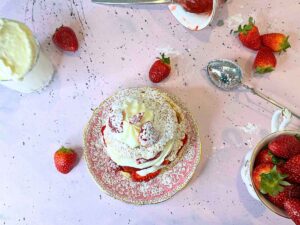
[{"x1": 260, "y1": 166, "x2": 290, "y2": 196}]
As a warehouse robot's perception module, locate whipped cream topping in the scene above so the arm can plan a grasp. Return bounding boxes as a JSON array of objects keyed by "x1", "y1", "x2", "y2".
[
  {"x1": 113, "y1": 99, "x2": 154, "y2": 148},
  {"x1": 101, "y1": 88, "x2": 187, "y2": 178},
  {"x1": 0, "y1": 19, "x2": 38, "y2": 81}
]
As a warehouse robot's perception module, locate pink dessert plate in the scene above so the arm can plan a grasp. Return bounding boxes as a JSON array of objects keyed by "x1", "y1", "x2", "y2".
[{"x1": 84, "y1": 87, "x2": 201, "y2": 205}]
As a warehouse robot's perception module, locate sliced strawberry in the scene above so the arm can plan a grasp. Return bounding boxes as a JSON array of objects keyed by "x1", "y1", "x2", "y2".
[
  {"x1": 268, "y1": 135, "x2": 300, "y2": 159},
  {"x1": 101, "y1": 125, "x2": 106, "y2": 136},
  {"x1": 136, "y1": 158, "x2": 147, "y2": 165},
  {"x1": 108, "y1": 112, "x2": 124, "y2": 133},
  {"x1": 162, "y1": 159, "x2": 171, "y2": 165},
  {"x1": 101, "y1": 125, "x2": 107, "y2": 146},
  {"x1": 182, "y1": 134, "x2": 188, "y2": 145},
  {"x1": 176, "y1": 134, "x2": 188, "y2": 156},
  {"x1": 255, "y1": 148, "x2": 285, "y2": 166},
  {"x1": 267, "y1": 185, "x2": 300, "y2": 209},
  {"x1": 282, "y1": 154, "x2": 300, "y2": 184},
  {"x1": 131, "y1": 169, "x2": 161, "y2": 182},
  {"x1": 252, "y1": 163, "x2": 289, "y2": 196},
  {"x1": 121, "y1": 166, "x2": 140, "y2": 173},
  {"x1": 284, "y1": 199, "x2": 300, "y2": 225},
  {"x1": 138, "y1": 122, "x2": 160, "y2": 147},
  {"x1": 129, "y1": 112, "x2": 144, "y2": 125}
]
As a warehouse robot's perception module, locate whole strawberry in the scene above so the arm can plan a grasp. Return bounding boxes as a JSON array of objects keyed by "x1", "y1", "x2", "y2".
[
  {"x1": 252, "y1": 163, "x2": 289, "y2": 196},
  {"x1": 284, "y1": 199, "x2": 300, "y2": 225},
  {"x1": 54, "y1": 146, "x2": 77, "y2": 174},
  {"x1": 282, "y1": 154, "x2": 300, "y2": 184},
  {"x1": 253, "y1": 47, "x2": 277, "y2": 74},
  {"x1": 261, "y1": 33, "x2": 291, "y2": 52},
  {"x1": 268, "y1": 135, "x2": 300, "y2": 159},
  {"x1": 149, "y1": 53, "x2": 171, "y2": 83},
  {"x1": 267, "y1": 185, "x2": 300, "y2": 209},
  {"x1": 52, "y1": 25, "x2": 79, "y2": 52},
  {"x1": 235, "y1": 17, "x2": 261, "y2": 50},
  {"x1": 255, "y1": 148, "x2": 284, "y2": 166}
]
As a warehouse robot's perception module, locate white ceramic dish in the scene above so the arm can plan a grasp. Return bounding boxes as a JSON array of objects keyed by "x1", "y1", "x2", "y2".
[{"x1": 168, "y1": 0, "x2": 218, "y2": 31}]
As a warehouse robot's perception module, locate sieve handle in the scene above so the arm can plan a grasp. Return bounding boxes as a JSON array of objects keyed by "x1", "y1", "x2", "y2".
[{"x1": 241, "y1": 83, "x2": 300, "y2": 120}]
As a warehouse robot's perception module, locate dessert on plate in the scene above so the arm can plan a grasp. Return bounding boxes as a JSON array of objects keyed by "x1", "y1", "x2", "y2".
[
  {"x1": 101, "y1": 88, "x2": 188, "y2": 182},
  {"x1": 84, "y1": 87, "x2": 201, "y2": 204},
  {"x1": 0, "y1": 18, "x2": 54, "y2": 93}
]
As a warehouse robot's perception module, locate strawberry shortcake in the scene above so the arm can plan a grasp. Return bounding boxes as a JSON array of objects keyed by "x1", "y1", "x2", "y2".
[{"x1": 101, "y1": 88, "x2": 188, "y2": 182}]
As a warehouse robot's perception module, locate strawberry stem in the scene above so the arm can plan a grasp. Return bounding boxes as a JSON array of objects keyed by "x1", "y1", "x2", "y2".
[
  {"x1": 260, "y1": 166, "x2": 290, "y2": 196},
  {"x1": 234, "y1": 17, "x2": 255, "y2": 35},
  {"x1": 157, "y1": 53, "x2": 170, "y2": 65},
  {"x1": 248, "y1": 17, "x2": 254, "y2": 25},
  {"x1": 280, "y1": 36, "x2": 291, "y2": 52},
  {"x1": 268, "y1": 151, "x2": 284, "y2": 165},
  {"x1": 58, "y1": 146, "x2": 73, "y2": 153},
  {"x1": 255, "y1": 66, "x2": 274, "y2": 74}
]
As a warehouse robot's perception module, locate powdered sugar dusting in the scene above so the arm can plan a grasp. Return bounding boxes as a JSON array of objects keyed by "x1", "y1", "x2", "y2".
[
  {"x1": 108, "y1": 112, "x2": 124, "y2": 133},
  {"x1": 129, "y1": 112, "x2": 144, "y2": 125}
]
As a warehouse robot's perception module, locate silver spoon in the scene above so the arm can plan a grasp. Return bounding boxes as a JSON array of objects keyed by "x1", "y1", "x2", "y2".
[{"x1": 207, "y1": 59, "x2": 300, "y2": 119}]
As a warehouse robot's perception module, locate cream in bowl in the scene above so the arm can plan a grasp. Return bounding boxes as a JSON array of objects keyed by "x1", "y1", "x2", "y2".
[
  {"x1": 249, "y1": 130, "x2": 300, "y2": 222},
  {"x1": 0, "y1": 18, "x2": 54, "y2": 93}
]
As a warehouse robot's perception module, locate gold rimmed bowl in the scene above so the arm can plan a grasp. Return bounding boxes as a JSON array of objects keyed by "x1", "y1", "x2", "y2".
[{"x1": 249, "y1": 130, "x2": 300, "y2": 218}]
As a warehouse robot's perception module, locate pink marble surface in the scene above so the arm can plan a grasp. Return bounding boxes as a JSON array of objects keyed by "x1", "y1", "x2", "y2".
[{"x1": 0, "y1": 0, "x2": 300, "y2": 224}]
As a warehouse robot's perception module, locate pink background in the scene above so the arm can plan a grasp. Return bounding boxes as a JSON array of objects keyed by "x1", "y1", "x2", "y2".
[{"x1": 0, "y1": 0, "x2": 299, "y2": 224}]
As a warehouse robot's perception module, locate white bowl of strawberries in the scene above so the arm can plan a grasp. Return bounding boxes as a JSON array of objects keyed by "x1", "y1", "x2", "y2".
[{"x1": 250, "y1": 130, "x2": 300, "y2": 223}]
